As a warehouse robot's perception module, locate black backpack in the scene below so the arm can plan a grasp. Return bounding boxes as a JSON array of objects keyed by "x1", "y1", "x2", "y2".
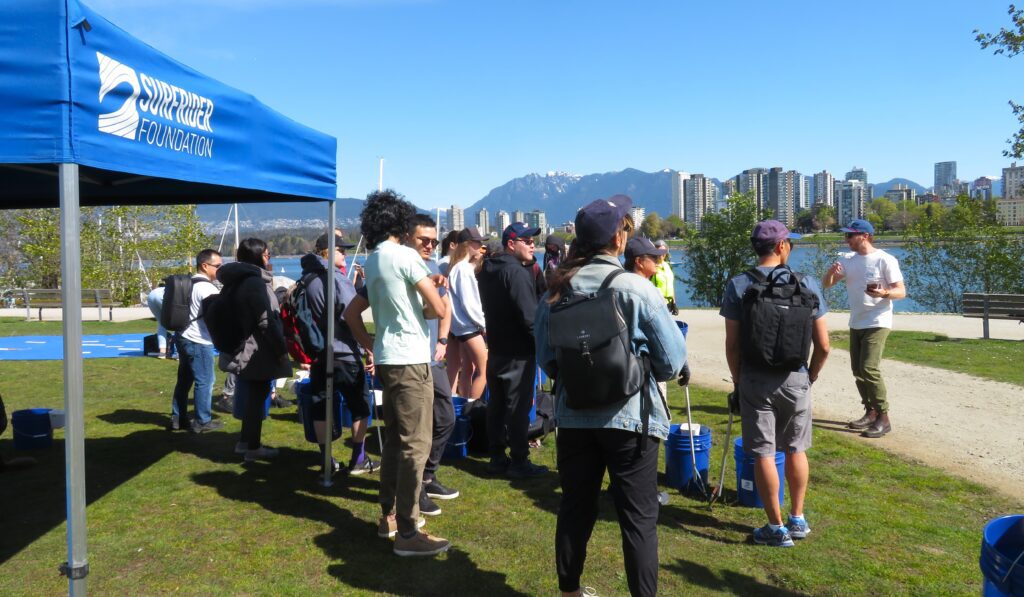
[
  {"x1": 160, "y1": 274, "x2": 211, "y2": 332},
  {"x1": 547, "y1": 268, "x2": 644, "y2": 410},
  {"x1": 740, "y1": 265, "x2": 820, "y2": 371},
  {"x1": 201, "y1": 282, "x2": 253, "y2": 354}
]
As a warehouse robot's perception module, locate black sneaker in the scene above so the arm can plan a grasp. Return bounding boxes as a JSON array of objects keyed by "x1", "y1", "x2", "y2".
[
  {"x1": 168, "y1": 416, "x2": 191, "y2": 431},
  {"x1": 419, "y1": 491, "x2": 442, "y2": 516},
  {"x1": 506, "y1": 460, "x2": 548, "y2": 479},
  {"x1": 190, "y1": 419, "x2": 225, "y2": 434},
  {"x1": 424, "y1": 479, "x2": 460, "y2": 500},
  {"x1": 213, "y1": 397, "x2": 234, "y2": 414},
  {"x1": 486, "y1": 456, "x2": 511, "y2": 475}
]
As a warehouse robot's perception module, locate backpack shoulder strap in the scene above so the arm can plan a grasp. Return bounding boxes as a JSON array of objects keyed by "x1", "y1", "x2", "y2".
[
  {"x1": 598, "y1": 267, "x2": 627, "y2": 292},
  {"x1": 745, "y1": 268, "x2": 768, "y2": 283}
]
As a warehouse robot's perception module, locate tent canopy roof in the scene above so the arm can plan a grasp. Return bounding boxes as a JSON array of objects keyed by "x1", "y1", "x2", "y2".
[{"x1": 0, "y1": 0, "x2": 337, "y2": 207}]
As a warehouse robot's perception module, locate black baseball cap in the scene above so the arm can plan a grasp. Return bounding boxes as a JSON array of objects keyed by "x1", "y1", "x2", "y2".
[
  {"x1": 575, "y1": 194, "x2": 632, "y2": 246},
  {"x1": 456, "y1": 226, "x2": 485, "y2": 243},
  {"x1": 315, "y1": 232, "x2": 357, "y2": 251},
  {"x1": 624, "y1": 237, "x2": 667, "y2": 262}
]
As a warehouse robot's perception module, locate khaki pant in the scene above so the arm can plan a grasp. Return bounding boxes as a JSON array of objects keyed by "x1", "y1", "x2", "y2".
[
  {"x1": 849, "y1": 327, "x2": 891, "y2": 413},
  {"x1": 377, "y1": 363, "x2": 434, "y2": 535}
]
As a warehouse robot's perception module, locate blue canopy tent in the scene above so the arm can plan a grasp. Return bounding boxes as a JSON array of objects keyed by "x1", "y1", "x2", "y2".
[{"x1": 1, "y1": 1, "x2": 342, "y2": 593}]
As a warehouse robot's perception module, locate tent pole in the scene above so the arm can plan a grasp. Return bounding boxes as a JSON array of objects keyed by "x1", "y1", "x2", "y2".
[
  {"x1": 322, "y1": 201, "x2": 336, "y2": 487},
  {"x1": 59, "y1": 163, "x2": 89, "y2": 595}
]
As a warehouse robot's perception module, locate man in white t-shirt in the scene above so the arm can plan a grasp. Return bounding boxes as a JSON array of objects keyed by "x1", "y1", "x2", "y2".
[
  {"x1": 822, "y1": 219, "x2": 907, "y2": 438},
  {"x1": 342, "y1": 190, "x2": 450, "y2": 558},
  {"x1": 171, "y1": 249, "x2": 224, "y2": 434}
]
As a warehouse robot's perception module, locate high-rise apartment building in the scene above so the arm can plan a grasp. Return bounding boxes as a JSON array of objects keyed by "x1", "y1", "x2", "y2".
[
  {"x1": 971, "y1": 177, "x2": 995, "y2": 201},
  {"x1": 802, "y1": 177, "x2": 812, "y2": 210},
  {"x1": 813, "y1": 170, "x2": 835, "y2": 206},
  {"x1": 885, "y1": 183, "x2": 916, "y2": 204},
  {"x1": 512, "y1": 209, "x2": 526, "y2": 223},
  {"x1": 629, "y1": 206, "x2": 646, "y2": 229},
  {"x1": 935, "y1": 161, "x2": 957, "y2": 198},
  {"x1": 447, "y1": 205, "x2": 465, "y2": 232},
  {"x1": 532, "y1": 207, "x2": 548, "y2": 231},
  {"x1": 845, "y1": 167, "x2": 868, "y2": 183},
  {"x1": 671, "y1": 171, "x2": 690, "y2": 219},
  {"x1": 495, "y1": 210, "x2": 511, "y2": 235},
  {"x1": 684, "y1": 174, "x2": 716, "y2": 228},
  {"x1": 1003, "y1": 162, "x2": 1024, "y2": 200},
  {"x1": 475, "y1": 208, "x2": 489, "y2": 236},
  {"x1": 738, "y1": 168, "x2": 767, "y2": 211},
  {"x1": 837, "y1": 180, "x2": 869, "y2": 227}
]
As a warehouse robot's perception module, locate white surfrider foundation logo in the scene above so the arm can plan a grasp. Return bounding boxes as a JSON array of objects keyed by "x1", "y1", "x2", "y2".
[{"x1": 95, "y1": 52, "x2": 215, "y2": 158}]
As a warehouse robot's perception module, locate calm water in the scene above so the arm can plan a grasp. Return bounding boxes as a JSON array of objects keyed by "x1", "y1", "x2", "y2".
[{"x1": 271, "y1": 246, "x2": 926, "y2": 313}]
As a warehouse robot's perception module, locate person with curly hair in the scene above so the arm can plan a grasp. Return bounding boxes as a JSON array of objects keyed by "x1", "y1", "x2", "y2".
[{"x1": 343, "y1": 189, "x2": 450, "y2": 557}]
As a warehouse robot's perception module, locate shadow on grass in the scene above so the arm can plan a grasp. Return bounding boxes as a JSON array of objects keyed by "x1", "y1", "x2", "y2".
[
  {"x1": 658, "y1": 501, "x2": 752, "y2": 545},
  {"x1": 811, "y1": 419, "x2": 863, "y2": 435},
  {"x1": 664, "y1": 558, "x2": 804, "y2": 595},
  {"x1": 192, "y1": 468, "x2": 529, "y2": 596}
]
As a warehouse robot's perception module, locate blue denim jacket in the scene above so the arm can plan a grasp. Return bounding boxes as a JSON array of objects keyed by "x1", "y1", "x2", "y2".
[{"x1": 534, "y1": 255, "x2": 687, "y2": 440}]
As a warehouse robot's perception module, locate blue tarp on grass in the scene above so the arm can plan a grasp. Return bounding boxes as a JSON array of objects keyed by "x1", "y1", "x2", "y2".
[{"x1": 0, "y1": 334, "x2": 147, "y2": 360}]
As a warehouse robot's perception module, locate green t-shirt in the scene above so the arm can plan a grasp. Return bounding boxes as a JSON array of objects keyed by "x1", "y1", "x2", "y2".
[{"x1": 364, "y1": 240, "x2": 432, "y2": 365}]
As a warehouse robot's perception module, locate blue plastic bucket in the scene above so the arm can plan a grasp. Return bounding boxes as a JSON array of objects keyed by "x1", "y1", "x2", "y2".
[
  {"x1": 665, "y1": 424, "x2": 711, "y2": 491},
  {"x1": 676, "y1": 321, "x2": 688, "y2": 338},
  {"x1": 294, "y1": 378, "x2": 344, "y2": 444},
  {"x1": 980, "y1": 515, "x2": 1024, "y2": 596},
  {"x1": 734, "y1": 437, "x2": 786, "y2": 508},
  {"x1": 232, "y1": 381, "x2": 272, "y2": 421},
  {"x1": 444, "y1": 397, "x2": 472, "y2": 460},
  {"x1": 12, "y1": 408, "x2": 53, "y2": 450}
]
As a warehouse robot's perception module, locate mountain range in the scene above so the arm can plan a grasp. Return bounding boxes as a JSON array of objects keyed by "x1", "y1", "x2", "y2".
[{"x1": 196, "y1": 168, "x2": 976, "y2": 231}]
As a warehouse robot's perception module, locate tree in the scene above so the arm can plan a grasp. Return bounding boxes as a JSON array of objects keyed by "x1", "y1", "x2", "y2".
[
  {"x1": 640, "y1": 212, "x2": 662, "y2": 239},
  {"x1": 663, "y1": 214, "x2": 685, "y2": 238},
  {"x1": 976, "y1": 5, "x2": 1024, "y2": 157},
  {"x1": 812, "y1": 204, "x2": 836, "y2": 232},
  {"x1": 867, "y1": 198, "x2": 899, "y2": 232},
  {"x1": 681, "y1": 192, "x2": 763, "y2": 307},
  {"x1": 902, "y1": 196, "x2": 1024, "y2": 312}
]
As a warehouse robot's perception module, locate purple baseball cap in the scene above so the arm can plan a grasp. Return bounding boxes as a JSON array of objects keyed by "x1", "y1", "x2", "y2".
[
  {"x1": 839, "y1": 219, "x2": 875, "y2": 235},
  {"x1": 502, "y1": 222, "x2": 541, "y2": 245},
  {"x1": 575, "y1": 194, "x2": 633, "y2": 246},
  {"x1": 750, "y1": 220, "x2": 801, "y2": 244}
]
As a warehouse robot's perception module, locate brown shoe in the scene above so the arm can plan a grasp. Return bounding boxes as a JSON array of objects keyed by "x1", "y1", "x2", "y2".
[
  {"x1": 847, "y1": 408, "x2": 878, "y2": 430},
  {"x1": 862, "y1": 413, "x2": 891, "y2": 438},
  {"x1": 377, "y1": 514, "x2": 426, "y2": 539},
  {"x1": 393, "y1": 531, "x2": 451, "y2": 557}
]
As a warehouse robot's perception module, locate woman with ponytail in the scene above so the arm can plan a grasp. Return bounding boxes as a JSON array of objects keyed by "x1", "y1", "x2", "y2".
[{"x1": 535, "y1": 195, "x2": 687, "y2": 597}]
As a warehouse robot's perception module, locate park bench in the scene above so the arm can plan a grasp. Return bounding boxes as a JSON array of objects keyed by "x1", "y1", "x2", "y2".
[
  {"x1": 12, "y1": 288, "x2": 115, "y2": 321},
  {"x1": 962, "y1": 293, "x2": 1024, "y2": 339}
]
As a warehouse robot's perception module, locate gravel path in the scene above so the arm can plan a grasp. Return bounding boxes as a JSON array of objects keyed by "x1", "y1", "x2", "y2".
[{"x1": 680, "y1": 309, "x2": 1024, "y2": 503}]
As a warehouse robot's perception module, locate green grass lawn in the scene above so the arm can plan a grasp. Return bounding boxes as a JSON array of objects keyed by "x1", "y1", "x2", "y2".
[
  {"x1": 831, "y1": 330, "x2": 1024, "y2": 387},
  {"x1": 0, "y1": 320, "x2": 1020, "y2": 595}
]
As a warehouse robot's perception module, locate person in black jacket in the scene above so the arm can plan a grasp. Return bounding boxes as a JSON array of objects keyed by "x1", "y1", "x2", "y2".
[
  {"x1": 477, "y1": 222, "x2": 549, "y2": 479},
  {"x1": 217, "y1": 238, "x2": 293, "y2": 462}
]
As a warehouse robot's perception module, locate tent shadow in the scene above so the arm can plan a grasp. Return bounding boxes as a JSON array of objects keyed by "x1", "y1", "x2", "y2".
[
  {"x1": 812, "y1": 419, "x2": 862, "y2": 434},
  {"x1": 0, "y1": 429, "x2": 172, "y2": 565},
  {"x1": 191, "y1": 468, "x2": 528, "y2": 596},
  {"x1": 96, "y1": 408, "x2": 168, "y2": 427},
  {"x1": 664, "y1": 558, "x2": 804, "y2": 595}
]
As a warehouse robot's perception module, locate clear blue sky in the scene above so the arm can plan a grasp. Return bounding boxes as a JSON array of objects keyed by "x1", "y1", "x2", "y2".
[{"x1": 92, "y1": 0, "x2": 1021, "y2": 208}]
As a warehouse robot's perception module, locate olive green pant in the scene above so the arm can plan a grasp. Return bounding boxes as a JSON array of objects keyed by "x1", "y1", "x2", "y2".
[
  {"x1": 848, "y1": 327, "x2": 891, "y2": 413},
  {"x1": 377, "y1": 363, "x2": 434, "y2": 535}
]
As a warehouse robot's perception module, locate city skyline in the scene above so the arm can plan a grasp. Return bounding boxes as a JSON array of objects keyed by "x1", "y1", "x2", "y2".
[{"x1": 90, "y1": 1, "x2": 1022, "y2": 209}]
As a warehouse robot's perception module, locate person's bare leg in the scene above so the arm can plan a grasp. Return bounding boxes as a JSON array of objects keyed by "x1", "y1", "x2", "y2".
[
  {"x1": 445, "y1": 337, "x2": 463, "y2": 395},
  {"x1": 464, "y1": 335, "x2": 488, "y2": 399},
  {"x1": 754, "y1": 456, "x2": 782, "y2": 525},
  {"x1": 785, "y1": 451, "x2": 808, "y2": 518}
]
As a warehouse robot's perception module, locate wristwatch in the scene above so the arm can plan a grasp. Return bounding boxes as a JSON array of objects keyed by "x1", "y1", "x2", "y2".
[{"x1": 438, "y1": 338, "x2": 448, "y2": 345}]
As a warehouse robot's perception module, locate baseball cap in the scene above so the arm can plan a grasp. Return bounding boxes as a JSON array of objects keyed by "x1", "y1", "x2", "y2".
[
  {"x1": 315, "y1": 232, "x2": 357, "y2": 251},
  {"x1": 502, "y1": 222, "x2": 541, "y2": 245},
  {"x1": 750, "y1": 219, "x2": 801, "y2": 244},
  {"x1": 456, "y1": 226, "x2": 485, "y2": 243},
  {"x1": 575, "y1": 194, "x2": 633, "y2": 246},
  {"x1": 654, "y1": 239, "x2": 668, "y2": 249},
  {"x1": 839, "y1": 219, "x2": 875, "y2": 235},
  {"x1": 624, "y1": 237, "x2": 667, "y2": 262}
]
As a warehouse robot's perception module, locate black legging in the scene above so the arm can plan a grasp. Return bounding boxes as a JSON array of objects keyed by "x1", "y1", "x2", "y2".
[{"x1": 240, "y1": 379, "x2": 272, "y2": 450}]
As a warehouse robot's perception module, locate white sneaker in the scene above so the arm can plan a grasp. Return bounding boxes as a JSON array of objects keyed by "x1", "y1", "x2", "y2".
[{"x1": 244, "y1": 446, "x2": 280, "y2": 462}]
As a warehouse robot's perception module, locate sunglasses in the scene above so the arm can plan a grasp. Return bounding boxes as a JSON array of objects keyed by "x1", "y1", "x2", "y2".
[
  {"x1": 845, "y1": 232, "x2": 864, "y2": 239},
  {"x1": 207, "y1": 262, "x2": 222, "y2": 269},
  {"x1": 416, "y1": 236, "x2": 439, "y2": 247},
  {"x1": 514, "y1": 237, "x2": 535, "y2": 245}
]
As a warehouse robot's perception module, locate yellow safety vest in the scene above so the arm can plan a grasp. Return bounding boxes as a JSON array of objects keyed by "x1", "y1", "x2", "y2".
[{"x1": 652, "y1": 259, "x2": 675, "y2": 302}]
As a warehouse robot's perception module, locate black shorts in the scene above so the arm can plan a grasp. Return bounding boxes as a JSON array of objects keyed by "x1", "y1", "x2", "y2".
[
  {"x1": 456, "y1": 330, "x2": 483, "y2": 342},
  {"x1": 311, "y1": 360, "x2": 370, "y2": 421}
]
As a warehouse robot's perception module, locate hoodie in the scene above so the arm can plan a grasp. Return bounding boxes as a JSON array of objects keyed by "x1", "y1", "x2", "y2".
[
  {"x1": 477, "y1": 252, "x2": 538, "y2": 357},
  {"x1": 216, "y1": 261, "x2": 291, "y2": 380},
  {"x1": 299, "y1": 253, "x2": 360, "y2": 362}
]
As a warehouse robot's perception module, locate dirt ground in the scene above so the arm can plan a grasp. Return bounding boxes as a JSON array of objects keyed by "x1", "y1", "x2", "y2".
[{"x1": 682, "y1": 309, "x2": 1024, "y2": 503}]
